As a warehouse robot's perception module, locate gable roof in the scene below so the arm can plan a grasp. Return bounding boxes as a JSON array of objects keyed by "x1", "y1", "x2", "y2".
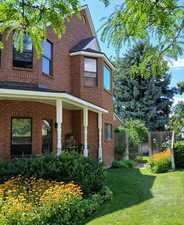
[
  {"x1": 69, "y1": 37, "x2": 95, "y2": 53},
  {"x1": 81, "y1": 5, "x2": 101, "y2": 51}
]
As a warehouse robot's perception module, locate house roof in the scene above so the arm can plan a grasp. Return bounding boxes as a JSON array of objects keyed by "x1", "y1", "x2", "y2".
[
  {"x1": 0, "y1": 81, "x2": 108, "y2": 113},
  {"x1": 69, "y1": 37, "x2": 95, "y2": 53},
  {"x1": 0, "y1": 81, "x2": 64, "y2": 93}
]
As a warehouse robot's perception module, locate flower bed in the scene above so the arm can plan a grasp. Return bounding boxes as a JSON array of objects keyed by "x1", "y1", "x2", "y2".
[
  {"x1": 149, "y1": 149, "x2": 171, "y2": 173},
  {"x1": 0, "y1": 176, "x2": 112, "y2": 225}
]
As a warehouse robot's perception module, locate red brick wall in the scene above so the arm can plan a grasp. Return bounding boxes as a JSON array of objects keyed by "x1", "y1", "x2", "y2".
[
  {"x1": 88, "y1": 111, "x2": 98, "y2": 160},
  {"x1": 0, "y1": 9, "x2": 117, "y2": 167},
  {"x1": 0, "y1": 100, "x2": 56, "y2": 158},
  {"x1": 0, "y1": 9, "x2": 92, "y2": 93}
]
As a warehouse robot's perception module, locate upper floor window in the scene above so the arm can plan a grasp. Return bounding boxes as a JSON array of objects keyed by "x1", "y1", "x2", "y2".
[
  {"x1": 84, "y1": 57, "x2": 97, "y2": 87},
  {"x1": 13, "y1": 35, "x2": 33, "y2": 68},
  {"x1": 104, "y1": 65, "x2": 111, "y2": 91},
  {"x1": 42, "y1": 40, "x2": 53, "y2": 75},
  {"x1": 104, "y1": 123, "x2": 112, "y2": 140}
]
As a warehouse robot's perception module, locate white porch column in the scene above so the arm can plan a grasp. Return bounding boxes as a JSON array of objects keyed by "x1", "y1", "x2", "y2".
[
  {"x1": 56, "y1": 99, "x2": 63, "y2": 155},
  {"x1": 98, "y1": 112, "x2": 103, "y2": 161},
  {"x1": 83, "y1": 108, "x2": 88, "y2": 157}
]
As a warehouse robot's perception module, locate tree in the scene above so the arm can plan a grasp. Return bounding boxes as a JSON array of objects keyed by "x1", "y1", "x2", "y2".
[
  {"x1": 101, "y1": 0, "x2": 184, "y2": 80},
  {"x1": 0, "y1": 0, "x2": 81, "y2": 56},
  {"x1": 101, "y1": 0, "x2": 184, "y2": 57},
  {"x1": 169, "y1": 101, "x2": 184, "y2": 137},
  {"x1": 121, "y1": 120, "x2": 148, "y2": 144},
  {"x1": 114, "y1": 42, "x2": 176, "y2": 131}
]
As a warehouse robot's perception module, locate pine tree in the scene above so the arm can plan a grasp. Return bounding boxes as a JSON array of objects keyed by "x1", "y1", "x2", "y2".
[{"x1": 114, "y1": 42, "x2": 176, "y2": 131}]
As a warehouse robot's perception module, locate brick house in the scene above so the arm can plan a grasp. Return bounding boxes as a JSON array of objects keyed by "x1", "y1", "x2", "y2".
[{"x1": 0, "y1": 6, "x2": 121, "y2": 167}]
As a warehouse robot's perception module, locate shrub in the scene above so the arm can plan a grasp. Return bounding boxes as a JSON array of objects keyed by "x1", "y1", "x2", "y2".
[
  {"x1": 0, "y1": 152, "x2": 106, "y2": 195},
  {"x1": 136, "y1": 156, "x2": 149, "y2": 163},
  {"x1": 149, "y1": 149, "x2": 171, "y2": 173},
  {"x1": 174, "y1": 141, "x2": 184, "y2": 168},
  {"x1": 112, "y1": 160, "x2": 135, "y2": 168},
  {"x1": 0, "y1": 176, "x2": 111, "y2": 225}
]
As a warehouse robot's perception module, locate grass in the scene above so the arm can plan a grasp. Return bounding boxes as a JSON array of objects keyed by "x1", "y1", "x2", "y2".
[{"x1": 85, "y1": 168, "x2": 184, "y2": 225}]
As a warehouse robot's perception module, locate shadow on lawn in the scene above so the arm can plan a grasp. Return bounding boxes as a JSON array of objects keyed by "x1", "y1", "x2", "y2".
[{"x1": 85, "y1": 168, "x2": 156, "y2": 223}]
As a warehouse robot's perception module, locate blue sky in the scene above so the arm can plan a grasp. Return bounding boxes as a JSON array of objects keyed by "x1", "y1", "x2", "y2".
[{"x1": 81, "y1": 0, "x2": 184, "y2": 101}]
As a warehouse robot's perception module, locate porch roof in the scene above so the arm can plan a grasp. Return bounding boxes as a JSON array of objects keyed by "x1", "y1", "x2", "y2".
[{"x1": 0, "y1": 82, "x2": 108, "y2": 113}]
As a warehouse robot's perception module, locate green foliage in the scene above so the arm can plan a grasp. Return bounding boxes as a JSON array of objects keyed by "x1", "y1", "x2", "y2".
[
  {"x1": 112, "y1": 160, "x2": 135, "y2": 168},
  {"x1": 0, "y1": 152, "x2": 106, "y2": 195},
  {"x1": 149, "y1": 158, "x2": 171, "y2": 173},
  {"x1": 0, "y1": 176, "x2": 112, "y2": 225},
  {"x1": 174, "y1": 141, "x2": 184, "y2": 168},
  {"x1": 101, "y1": 0, "x2": 184, "y2": 61},
  {"x1": 177, "y1": 81, "x2": 184, "y2": 94},
  {"x1": 114, "y1": 127, "x2": 124, "y2": 133},
  {"x1": 122, "y1": 120, "x2": 148, "y2": 143},
  {"x1": 114, "y1": 42, "x2": 175, "y2": 131},
  {"x1": 169, "y1": 102, "x2": 184, "y2": 137},
  {"x1": 0, "y1": 0, "x2": 80, "y2": 57},
  {"x1": 148, "y1": 150, "x2": 171, "y2": 173},
  {"x1": 136, "y1": 156, "x2": 149, "y2": 163}
]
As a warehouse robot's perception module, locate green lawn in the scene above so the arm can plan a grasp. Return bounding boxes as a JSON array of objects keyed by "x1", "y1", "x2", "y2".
[{"x1": 86, "y1": 168, "x2": 184, "y2": 225}]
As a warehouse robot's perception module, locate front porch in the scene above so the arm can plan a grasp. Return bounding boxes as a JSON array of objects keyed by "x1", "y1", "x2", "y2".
[{"x1": 0, "y1": 87, "x2": 107, "y2": 161}]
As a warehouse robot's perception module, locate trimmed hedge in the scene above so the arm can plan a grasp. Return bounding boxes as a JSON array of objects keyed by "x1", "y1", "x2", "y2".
[
  {"x1": 174, "y1": 141, "x2": 184, "y2": 168},
  {"x1": 0, "y1": 152, "x2": 106, "y2": 195},
  {"x1": 112, "y1": 160, "x2": 135, "y2": 168}
]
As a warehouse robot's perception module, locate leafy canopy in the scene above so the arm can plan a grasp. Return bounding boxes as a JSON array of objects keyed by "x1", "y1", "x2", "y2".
[
  {"x1": 101, "y1": 0, "x2": 184, "y2": 56},
  {"x1": 0, "y1": 0, "x2": 81, "y2": 56},
  {"x1": 121, "y1": 120, "x2": 148, "y2": 143},
  {"x1": 169, "y1": 102, "x2": 184, "y2": 137},
  {"x1": 101, "y1": 0, "x2": 184, "y2": 78}
]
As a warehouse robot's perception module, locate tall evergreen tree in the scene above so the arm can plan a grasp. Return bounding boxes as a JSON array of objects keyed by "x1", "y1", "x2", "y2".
[{"x1": 114, "y1": 42, "x2": 176, "y2": 131}]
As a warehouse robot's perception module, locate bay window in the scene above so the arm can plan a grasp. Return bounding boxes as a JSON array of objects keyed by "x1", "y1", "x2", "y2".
[
  {"x1": 104, "y1": 65, "x2": 111, "y2": 91},
  {"x1": 84, "y1": 57, "x2": 97, "y2": 87}
]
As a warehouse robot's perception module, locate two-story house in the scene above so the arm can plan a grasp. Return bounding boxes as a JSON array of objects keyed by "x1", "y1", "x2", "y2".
[{"x1": 0, "y1": 5, "x2": 121, "y2": 167}]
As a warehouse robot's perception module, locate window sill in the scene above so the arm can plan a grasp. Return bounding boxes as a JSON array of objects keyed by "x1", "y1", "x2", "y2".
[
  {"x1": 104, "y1": 89, "x2": 112, "y2": 95},
  {"x1": 12, "y1": 67, "x2": 33, "y2": 72},
  {"x1": 42, "y1": 73, "x2": 54, "y2": 79}
]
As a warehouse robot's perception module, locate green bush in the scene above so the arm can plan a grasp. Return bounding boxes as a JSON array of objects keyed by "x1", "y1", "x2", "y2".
[
  {"x1": 174, "y1": 141, "x2": 184, "y2": 168},
  {"x1": 0, "y1": 152, "x2": 106, "y2": 195},
  {"x1": 112, "y1": 160, "x2": 135, "y2": 168},
  {"x1": 136, "y1": 156, "x2": 149, "y2": 163},
  {"x1": 149, "y1": 158, "x2": 171, "y2": 173}
]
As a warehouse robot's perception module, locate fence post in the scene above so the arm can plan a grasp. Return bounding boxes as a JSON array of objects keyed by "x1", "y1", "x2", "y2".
[
  {"x1": 148, "y1": 132, "x2": 152, "y2": 156},
  {"x1": 125, "y1": 133, "x2": 129, "y2": 160},
  {"x1": 171, "y1": 131, "x2": 175, "y2": 170}
]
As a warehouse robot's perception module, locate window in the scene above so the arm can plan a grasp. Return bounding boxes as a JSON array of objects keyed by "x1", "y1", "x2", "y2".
[
  {"x1": 42, "y1": 120, "x2": 52, "y2": 153},
  {"x1": 84, "y1": 57, "x2": 97, "y2": 87},
  {"x1": 104, "y1": 65, "x2": 111, "y2": 91},
  {"x1": 13, "y1": 35, "x2": 33, "y2": 68},
  {"x1": 104, "y1": 123, "x2": 112, "y2": 140},
  {"x1": 11, "y1": 118, "x2": 32, "y2": 157},
  {"x1": 42, "y1": 40, "x2": 53, "y2": 75}
]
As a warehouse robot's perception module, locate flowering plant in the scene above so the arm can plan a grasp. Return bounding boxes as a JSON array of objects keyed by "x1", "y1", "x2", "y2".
[{"x1": 149, "y1": 149, "x2": 171, "y2": 173}]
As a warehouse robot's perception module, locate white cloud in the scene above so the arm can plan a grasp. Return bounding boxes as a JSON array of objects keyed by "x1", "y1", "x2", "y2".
[{"x1": 165, "y1": 57, "x2": 184, "y2": 70}]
